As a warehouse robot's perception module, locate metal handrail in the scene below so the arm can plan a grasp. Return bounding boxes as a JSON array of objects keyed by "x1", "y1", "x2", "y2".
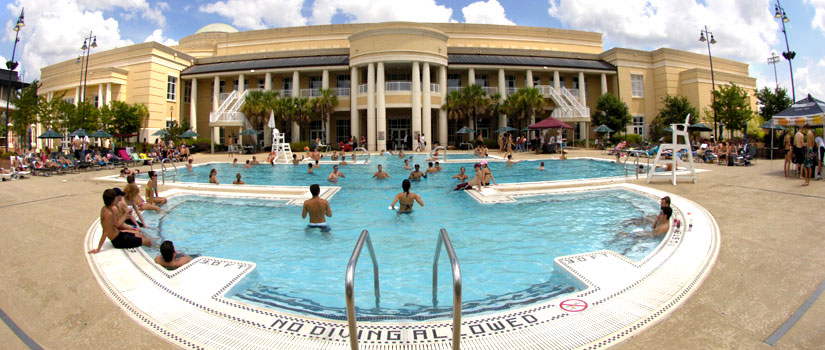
[
  {"x1": 432, "y1": 228, "x2": 462, "y2": 350},
  {"x1": 158, "y1": 158, "x2": 177, "y2": 185},
  {"x1": 431, "y1": 145, "x2": 447, "y2": 161},
  {"x1": 353, "y1": 147, "x2": 370, "y2": 163},
  {"x1": 345, "y1": 230, "x2": 381, "y2": 350}
]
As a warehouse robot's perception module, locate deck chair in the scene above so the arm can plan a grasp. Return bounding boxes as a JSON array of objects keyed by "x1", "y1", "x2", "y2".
[{"x1": 737, "y1": 144, "x2": 757, "y2": 166}]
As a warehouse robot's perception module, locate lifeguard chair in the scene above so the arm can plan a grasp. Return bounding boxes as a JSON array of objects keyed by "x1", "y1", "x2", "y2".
[{"x1": 647, "y1": 114, "x2": 697, "y2": 185}]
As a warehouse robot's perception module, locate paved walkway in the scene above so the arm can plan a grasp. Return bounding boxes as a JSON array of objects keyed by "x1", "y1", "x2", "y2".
[{"x1": 0, "y1": 149, "x2": 822, "y2": 349}]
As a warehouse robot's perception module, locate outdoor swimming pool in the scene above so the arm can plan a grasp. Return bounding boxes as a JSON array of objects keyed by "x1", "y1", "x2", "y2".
[
  {"x1": 141, "y1": 156, "x2": 634, "y2": 186},
  {"x1": 141, "y1": 187, "x2": 662, "y2": 321}
]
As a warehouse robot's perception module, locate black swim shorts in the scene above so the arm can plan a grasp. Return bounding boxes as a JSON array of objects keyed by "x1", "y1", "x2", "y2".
[
  {"x1": 794, "y1": 146, "x2": 804, "y2": 165},
  {"x1": 111, "y1": 232, "x2": 143, "y2": 249}
]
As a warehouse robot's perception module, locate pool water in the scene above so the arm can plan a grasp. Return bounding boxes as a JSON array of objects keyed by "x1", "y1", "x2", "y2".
[
  {"x1": 144, "y1": 156, "x2": 632, "y2": 186},
  {"x1": 141, "y1": 184, "x2": 662, "y2": 321}
]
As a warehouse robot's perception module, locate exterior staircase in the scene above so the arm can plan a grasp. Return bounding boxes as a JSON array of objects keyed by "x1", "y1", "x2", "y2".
[{"x1": 209, "y1": 90, "x2": 251, "y2": 128}]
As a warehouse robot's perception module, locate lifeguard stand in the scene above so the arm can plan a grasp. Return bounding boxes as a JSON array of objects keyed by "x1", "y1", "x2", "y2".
[
  {"x1": 647, "y1": 114, "x2": 697, "y2": 185},
  {"x1": 271, "y1": 128, "x2": 293, "y2": 164}
]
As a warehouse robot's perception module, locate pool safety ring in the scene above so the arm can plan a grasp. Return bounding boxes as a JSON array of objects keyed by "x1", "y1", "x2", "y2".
[{"x1": 559, "y1": 299, "x2": 588, "y2": 312}]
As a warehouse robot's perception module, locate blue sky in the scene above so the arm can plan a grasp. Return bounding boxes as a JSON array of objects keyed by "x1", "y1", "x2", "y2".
[{"x1": 2, "y1": 0, "x2": 823, "y2": 99}]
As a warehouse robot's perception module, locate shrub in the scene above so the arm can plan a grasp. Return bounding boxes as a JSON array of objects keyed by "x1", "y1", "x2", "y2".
[
  {"x1": 183, "y1": 137, "x2": 213, "y2": 153},
  {"x1": 290, "y1": 141, "x2": 311, "y2": 152},
  {"x1": 612, "y1": 134, "x2": 643, "y2": 145}
]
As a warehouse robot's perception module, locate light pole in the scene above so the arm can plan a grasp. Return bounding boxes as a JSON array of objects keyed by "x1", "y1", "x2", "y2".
[
  {"x1": 4, "y1": 8, "x2": 24, "y2": 152},
  {"x1": 169, "y1": 105, "x2": 174, "y2": 129},
  {"x1": 775, "y1": 0, "x2": 796, "y2": 101},
  {"x1": 80, "y1": 32, "x2": 97, "y2": 103},
  {"x1": 768, "y1": 52, "x2": 781, "y2": 90},
  {"x1": 699, "y1": 25, "x2": 718, "y2": 141}
]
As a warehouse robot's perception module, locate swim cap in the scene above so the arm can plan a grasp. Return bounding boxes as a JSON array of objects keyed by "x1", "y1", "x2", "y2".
[{"x1": 480, "y1": 160, "x2": 488, "y2": 165}]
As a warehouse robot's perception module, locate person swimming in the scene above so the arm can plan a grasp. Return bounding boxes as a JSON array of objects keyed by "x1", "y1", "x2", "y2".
[{"x1": 390, "y1": 179, "x2": 423, "y2": 213}]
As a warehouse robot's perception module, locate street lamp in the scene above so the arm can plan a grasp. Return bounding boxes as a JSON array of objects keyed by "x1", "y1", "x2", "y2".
[
  {"x1": 80, "y1": 32, "x2": 98, "y2": 103},
  {"x1": 768, "y1": 52, "x2": 781, "y2": 90},
  {"x1": 4, "y1": 8, "x2": 24, "y2": 152},
  {"x1": 775, "y1": 0, "x2": 796, "y2": 101},
  {"x1": 699, "y1": 25, "x2": 718, "y2": 140},
  {"x1": 169, "y1": 105, "x2": 174, "y2": 129}
]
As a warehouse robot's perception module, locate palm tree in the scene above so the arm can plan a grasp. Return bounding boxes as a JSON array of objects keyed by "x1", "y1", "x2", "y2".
[
  {"x1": 504, "y1": 87, "x2": 545, "y2": 131},
  {"x1": 442, "y1": 90, "x2": 465, "y2": 145},
  {"x1": 241, "y1": 90, "x2": 279, "y2": 130},
  {"x1": 309, "y1": 89, "x2": 339, "y2": 143},
  {"x1": 291, "y1": 97, "x2": 311, "y2": 142},
  {"x1": 463, "y1": 85, "x2": 490, "y2": 138}
]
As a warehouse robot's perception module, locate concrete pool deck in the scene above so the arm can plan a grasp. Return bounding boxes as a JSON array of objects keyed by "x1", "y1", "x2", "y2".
[{"x1": 1, "y1": 149, "x2": 823, "y2": 349}]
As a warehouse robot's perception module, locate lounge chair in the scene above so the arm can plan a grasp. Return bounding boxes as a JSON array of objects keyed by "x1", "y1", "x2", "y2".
[
  {"x1": 737, "y1": 144, "x2": 757, "y2": 166},
  {"x1": 118, "y1": 149, "x2": 138, "y2": 167}
]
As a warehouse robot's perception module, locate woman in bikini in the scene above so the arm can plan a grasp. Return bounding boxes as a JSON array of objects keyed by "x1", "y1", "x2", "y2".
[
  {"x1": 390, "y1": 179, "x2": 424, "y2": 213},
  {"x1": 124, "y1": 182, "x2": 161, "y2": 212}
]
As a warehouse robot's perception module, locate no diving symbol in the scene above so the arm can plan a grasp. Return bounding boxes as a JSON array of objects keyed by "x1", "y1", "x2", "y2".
[{"x1": 559, "y1": 299, "x2": 588, "y2": 312}]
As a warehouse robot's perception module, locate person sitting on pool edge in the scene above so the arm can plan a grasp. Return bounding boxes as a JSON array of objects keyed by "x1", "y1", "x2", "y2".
[
  {"x1": 233, "y1": 173, "x2": 245, "y2": 185},
  {"x1": 409, "y1": 164, "x2": 427, "y2": 180},
  {"x1": 373, "y1": 164, "x2": 390, "y2": 179},
  {"x1": 328, "y1": 164, "x2": 345, "y2": 182},
  {"x1": 88, "y1": 189, "x2": 152, "y2": 254},
  {"x1": 302, "y1": 184, "x2": 332, "y2": 230},
  {"x1": 390, "y1": 179, "x2": 424, "y2": 213},
  {"x1": 154, "y1": 240, "x2": 195, "y2": 270}
]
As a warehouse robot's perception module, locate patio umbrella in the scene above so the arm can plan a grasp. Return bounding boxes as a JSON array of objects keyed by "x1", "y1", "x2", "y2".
[
  {"x1": 239, "y1": 128, "x2": 262, "y2": 136},
  {"x1": 494, "y1": 126, "x2": 518, "y2": 133},
  {"x1": 90, "y1": 130, "x2": 113, "y2": 138},
  {"x1": 37, "y1": 130, "x2": 62, "y2": 139},
  {"x1": 179, "y1": 130, "x2": 200, "y2": 138},
  {"x1": 152, "y1": 129, "x2": 171, "y2": 137},
  {"x1": 456, "y1": 126, "x2": 475, "y2": 134},
  {"x1": 69, "y1": 128, "x2": 89, "y2": 137},
  {"x1": 760, "y1": 121, "x2": 786, "y2": 130},
  {"x1": 528, "y1": 116, "x2": 574, "y2": 130},
  {"x1": 593, "y1": 124, "x2": 614, "y2": 133},
  {"x1": 688, "y1": 122, "x2": 713, "y2": 131},
  {"x1": 772, "y1": 94, "x2": 825, "y2": 127},
  {"x1": 520, "y1": 127, "x2": 530, "y2": 132}
]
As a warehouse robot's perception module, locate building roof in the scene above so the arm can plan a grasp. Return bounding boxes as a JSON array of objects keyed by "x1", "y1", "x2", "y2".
[
  {"x1": 448, "y1": 54, "x2": 616, "y2": 71},
  {"x1": 181, "y1": 55, "x2": 350, "y2": 76},
  {"x1": 195, "y1": 23, "x2": 239, "y2": 34},
  {"x1": 0, "y1": 69, "x2": 30, "y2": 90}
]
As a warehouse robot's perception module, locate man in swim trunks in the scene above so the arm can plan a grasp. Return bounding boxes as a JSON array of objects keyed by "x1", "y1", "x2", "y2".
[
  {"x1": 537, "y1": 161, "x2": 545, "y2": 170},
  {"x1": 155, "y1": 240, "x2": 194, "y2": 270},
  {"x1": 244, "y1": 159, "x2": 252, "y2": 168},
  {"x1": 506, "y1": 154, "x2": 519, "y2": 166},
  {"x1": 434, "y1": 162, "x2": 443, "y2": 172},
  {"x1": 307, "y1": 163, "x2": 314, "y2": 174},
  {"x1": 292, "y1": 154, "x2": 304, "y2": 165},
  {"x1": 403, "y1": 159, "x2": 410, "y2": 170},
  {"x1": 409, "y1": 164, "x2": 427, "y2": 180},
  {"x1": 426, "y1": 162, "x2": 438, "y2": 174},
  {"x1": 328, "y1": 164, "x2": 345, "y2": 182},
  {"x1": 452, "y1": 167, "x2": 469, "y2": 181},
  {"x1": 251, "y1": 156, "x2": 260, "y2": 165},
  {"x1": 794, "y1": 127, "x2": 805, "y2": 178},
  {"x1": 302, "y1": 184, "x2": 331, "y2": 229},
  {"x1": 88, "y1": 189, "x2": 151, "y2": 254},
  {"x1": 650, "y1": 206, "x2": 672, "y2": 236},
  {"x1": 373, "y1": 164, "x2": 390, "y2": 179}
]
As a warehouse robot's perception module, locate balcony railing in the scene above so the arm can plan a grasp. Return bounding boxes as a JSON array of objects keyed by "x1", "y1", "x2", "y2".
[
  {"x1": 300, "y1": 88, "x2": 321, "y2": 98},
  {"x1": 218, "y1": 92, "x2": 232, "y2": 104},
  {"x1": 482, "y1": 86, "x2": 498, "y2": 96},
  {"x1": 505, "y1": 87, "x2": 518, "y2": 96},
  {"x1": 536, "y1": 85, "x2": 553, "y2": 97},
  {"x1": 447, "y1": 86, "x2": 462, "y2": 93},
  {"x1": 332, "y1": 87, "x2": 350, "y2": 97},
  {"x1": 358, "y1": 84, "x2": 368, "y2": 94},
  {"x1": 385, "y1": 81, "x2": 411, "y2": 91},
  {"x1": 276, "y1": 89, "x2": 292, "y2": 97},
  {"x1": 429, "y1": 83, "x2": 440, "y2": 93}
]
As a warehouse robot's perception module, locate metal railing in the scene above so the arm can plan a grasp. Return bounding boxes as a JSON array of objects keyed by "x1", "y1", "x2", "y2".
[
  {"x1": 300, "y1": 88, "x2": 321, "y2": 97},
  {"x1": 560, "y1": 88, "x2": 587, "y2": 117},
  {"x1": 357, "y1": 84, "x2": 368, "y2": 94},
  {"x1": 353, "y1": 147, "x2": 370, "y2": 163},
  {"x1": 218, "y1": 92, "x2": 233, "y2": 105},
  {"x1": 431, "y1": 145, "x2": 447, "y2": 161},
  {"x1": 345, "y1": 230, "x2": 381, "y2": 350},
  {"x1": 429, "y1": 83, "x2": 440, "y2": 93},
  {"x1": 276, "y1": 89, "x2": 292, "y2": 97},
  {"x1": 446, "y1": 86, "x2": 463, "y2": 93},
  {"x1": 535, "y1": 85, "x2": 553, "y2": 97},
  {"x1": 482, "y1": 86, "x2": 498, "y2": 96},
  {"x1": 160, "y1": 158, "x2": 177, "y2": 185},
  {"x1": 331, "y1": 87, "x2": 350, "y2": 96},
  {"x1": 505, "y1": 87, "x2": 518, "y2": 96},
  {"x1": 432, "y1": 228, "x2": 462, "y2": 350},
  {"x1": 385, "y1": 81, "x2": 411, "y2": 91},
  {"x1": 210, "y1": 91, "x2": 238, "y2": 122}
]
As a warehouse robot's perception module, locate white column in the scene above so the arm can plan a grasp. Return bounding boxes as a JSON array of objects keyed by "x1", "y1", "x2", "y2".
[
  {"x1": 98, "y1": 84, "x2": 104, "y2": 107},
  {"x1": 264, "y1": 72, "x2": 272, "y2": 91},
  {"x1": 74, "y1": 87, "x2": 80, "y2": 106},
  {"x1": 600, "y1": 73, "x2": 608, "y2": 95},
  {"x1": 367, "y1": 63, "x2": 376, "y2": 150},
  {"x1": 422, "y1": 62, "x2": 432, "y2": 151},
  {"x1": 213, "y1": 76, "x2": 220, "y2": 111},
  {"x1": 411, "y1": 61, "x2": 422, "y2": 147},
  {"x1": 376, "y1": 62, "x2": 387, "y2": 152},
  {"x1": 350, "y1": 66, "x2": 359, "y2": 144},
  {"x1": 468, "y1": 68, "x2": 475, "y2": 86},
  {"x1": 578, "y1": 71, "x2": 586, "y2": 104},
  {"x1": 292, "y1": 71, "x2": 300, "y2": 142},
  {"x1": 322, "y1": 69, "x2": 330, "y2": 143},
  {"x1": 526, "y1": 70, "x2": 534, "y2": 88},
  {"x1": 238, "y1": 74, "x2": 245, "y2": 93},
  {"x1": 498, "y1": 68, "x2": 507, "y2": 129},
  {"x1": 106, "y1": 83, "x2": 112, "y2": 105},
  {"x1": 190, "y1": 78, "x2": 198, "y2": 132},
  {"x1": 553, "y1": 71, "x2": 560, "y2": 91},
  {"x1": 439, "y1": 66, "x2": 448, "y2": 147}
]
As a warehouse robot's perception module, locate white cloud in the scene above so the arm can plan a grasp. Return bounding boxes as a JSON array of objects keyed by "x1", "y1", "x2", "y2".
[
  {"x1": 790, "y1": 59, "x2": 825, "y2": 98},
  {"x1": 77, "y1": 0, "x2": 167, "y2": 27},
  {"x1": 199, "y1": 0, "x2": 307, "y2": 30},
  {"x1": 806, "y1": 0, "x2": 825, "y2": 36},
  {"x1": 547, "y1": 0, "x2": 779, "y2": 64},
  {"x1": 461, "y1": 0, "x2": 514, "y2": 25},
  {"x1": 310, "y1": 0, "x2": 454, "y2": 25},
  {"x1": 144, "y1": 28, "x2": 178, "y2": 46},
  {"x1": 5, "y1": 0, "x2": 135, "y2": 81}
]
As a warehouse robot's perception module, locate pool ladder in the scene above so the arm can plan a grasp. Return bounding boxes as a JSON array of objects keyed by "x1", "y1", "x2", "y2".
[
  {"x1": 345, "y1": 228, "x2": 462, "y2": 350},
  {"x1": 151, "y1": 158, "x2": 177, "y2": 185},
  {"x1": 430, "y1": 145, "x2": 447, "y2": 161},
  {"x1": 353, "y1": 147, "x2": 370, "y2": 164}
]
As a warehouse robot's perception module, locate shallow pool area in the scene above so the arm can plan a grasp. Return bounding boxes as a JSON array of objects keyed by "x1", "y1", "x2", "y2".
[{"x1": 142, "y1": 188, "x2": 662, "y2": 320}]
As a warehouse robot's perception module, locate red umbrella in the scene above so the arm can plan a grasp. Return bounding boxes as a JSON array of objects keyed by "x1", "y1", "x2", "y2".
[{"x1": 528, "y1": 116, "x2": 574, "y2": 130}]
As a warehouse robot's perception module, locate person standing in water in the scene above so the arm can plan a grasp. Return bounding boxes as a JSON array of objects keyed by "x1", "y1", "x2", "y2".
[
  {"x1": 302, "y1": 184, "x2": 332, "y2": 230},
  {"x1": 390, "y1": 179, "x2": 424, "y2": 213}
]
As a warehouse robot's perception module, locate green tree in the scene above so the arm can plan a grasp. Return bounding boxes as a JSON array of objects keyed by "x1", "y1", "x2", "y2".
[
  {"x1": 502, "y1": 87, "x2": 545, "y2": 130},
  {"x1": 309, "y1": 89, "x2": 338, "y2": 142},
  {"x1": 462, "y1": 85, "x2": 491, "y2": 138},
  {"x1": 241, "y1": 90, "x2": 279, "y2": 130},
  {"x1": 711, "y1": 84, "x2": 753, "y2": 139},
  {"x1": 9, "y1": 81, "x2": 40, "y2": 147},
  {"x1": 442, "y1": 89, "x2": 465, "y2": 127},
  {"x1": 64, "y1": 101, "x2": 101, "y2": 132},
  {"x1": 98, "y1": 101, "x2": 146, "y2": 136},
  {"x1": 592, "y1": 93, "x2": 631, "y2": 135},
  {"x1": 755, "y1": 86, "x2": 792, "y2": 122},
  {"x1": 37, "y1": 92, "x2": 68, "y2": 131},
  {"x1": 651, "y1": 95, "x2": 698, "y2": 140}
]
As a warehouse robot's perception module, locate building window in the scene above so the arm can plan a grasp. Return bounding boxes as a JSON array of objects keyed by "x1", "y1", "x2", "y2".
[
  {"x1": 258, "y1": 79, "x2": 265, "y2": 89},
  {"x1": 475, "y1": 73, "x2": 489, "y2": 87},
  {"x1": 476, "y1": 117, "x2": 491, "y2": 139},
  {"x1": 573, "y1": 77, "x2": 587, "y2": 98},
  {"x1": 167, "y1": 76, "x2": 177, "y2": 100},
  {"x1": 309, "y1": 76, "x2": 323, "y2": 89},
  {"x1": 219, "y1": 127, "x2": 225, "y2": 145},
  {"x1": 282, "y1": 77, "x2": 292, "y2": 91},
  {"x1": 63, "y1": 97, "x2": 75, "y2": 105},
  {"x1": 533, "y1": 75, "x2": 542, "y2": 87},
  {"x1": 505, "y1": 75, "x2": 516, "y2": 88},
  {"x1": 219, "y1": 81, "x2": 226, "y2": 93},
  {"x1": 387, "y1": 73, "x2": 411, "y2": 81},
  {"x1": 336, "y1": 74, "x2": 350, "y2": 88},
  {"x1": 633, "y1": 115, "x2": 645, "y2": 135},
  {"x1": 336, "y1": 119, "x2": 351, "y2": 144},
  {"x1": 447, "y1": 73, "x2": 461, "y2": 89},
  {"x1": 309, "y1": 120, "x2": 323, "y2": 142},
  {"x1": 94, "y1": 95, "x2": 100, "y2": 108},
  {"x1": 631, "y1": 74, "x2": 644, "y2": 98},
  {"x1": 184, "y1": 81, "x2": 191, "y2": 103}
]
